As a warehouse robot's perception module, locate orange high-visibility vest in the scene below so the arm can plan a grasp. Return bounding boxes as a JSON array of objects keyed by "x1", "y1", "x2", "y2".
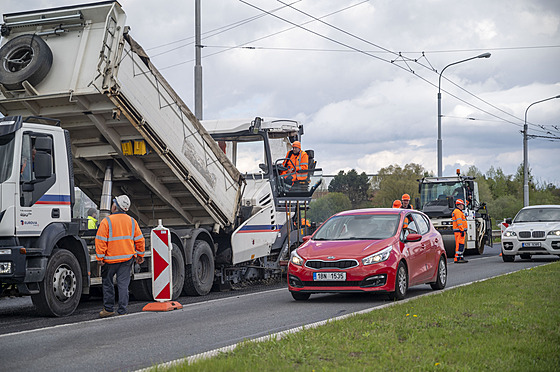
[
  {"x1": 282, "y1": 150, "x2": 309, "y2": 180},
  {"x1": 452, "y1": 208, "x2": 467, "y2": 233},
  {"x1": 95, "y1": 213, "x2": 145, "y2": 264}
]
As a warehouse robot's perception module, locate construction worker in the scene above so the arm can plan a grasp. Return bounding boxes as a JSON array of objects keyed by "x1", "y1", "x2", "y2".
[
  {"x1": 401, "y1": 194, "x2": 413, "y2": 209},
  {"x1": 392, "y1": 200, "x2": 402, "y2": 208},
  {"x1": 281, "y1": 141, "x2": 308, "y2": 184},
  {"x1": 452, "y1": 199, "x2": 468, "y2": 263},
  {"x1": 87, "y1": 208, "x2": 98, "y2": 229},
  {"x1": 95, "y1": 195, "x2": 145, "y2": 317}
]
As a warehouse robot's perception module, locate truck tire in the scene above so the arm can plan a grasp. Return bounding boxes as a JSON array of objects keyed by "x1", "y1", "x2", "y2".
[
  {"x1": 0, "y1": 34, "x2": 53, "y2": 90},
  {"x1": 183, "y1": 240, "x2": 214, "y2": 296},
  {"x1": 170, "y1": 243, "x2": 185, "y2": 300},
  {"x1": 430, "y1": 255, "x2": 447, "y2": 290},
  {"x1": 31, "y1": 249, "x2": 82, "y2": 317},
  {"x1": 389, "y1": 262, "x2": 408, "y2": 300}
]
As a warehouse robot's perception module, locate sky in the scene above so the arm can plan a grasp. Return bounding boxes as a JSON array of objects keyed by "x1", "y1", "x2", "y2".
[{"x1": 2, "y1": 0, "x2": 560, "y2": 186}]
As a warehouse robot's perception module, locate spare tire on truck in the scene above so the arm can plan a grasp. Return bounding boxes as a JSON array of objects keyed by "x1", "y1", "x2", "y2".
[{"x1": 0, "y1": 34, "x2": 53, "y2": 90}]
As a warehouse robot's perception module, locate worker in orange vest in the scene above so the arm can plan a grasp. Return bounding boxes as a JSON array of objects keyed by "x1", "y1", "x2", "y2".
[
  {"x1": 452, "y1": 199, "x2": 468, "y2": 263},
  {"x1": 401, "y1": 194, "x2": 413, "y2": 209},
  {"x1": 96, "y1": 195, "x2": 145, "y2": 317},
  {"x1": 281, "y1": 141, "x2": 308, "y2": 184}
]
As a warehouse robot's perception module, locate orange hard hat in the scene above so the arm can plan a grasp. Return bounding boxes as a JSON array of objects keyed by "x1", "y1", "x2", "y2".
[
  {"x1": 456, "y1": 199, "x2": 465, "y2": 206},
  {"x1": 402, "y1": 194, "x2": 410, "y2": 201},
  {"x1": 292, "y1": 141, "x2": 301, "y2": 149},
  {"x1": 392, "y1": 200, "x2": 402, "y2": 208}
]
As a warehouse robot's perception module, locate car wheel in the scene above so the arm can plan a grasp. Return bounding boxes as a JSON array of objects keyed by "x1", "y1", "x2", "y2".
[
  {"x1": 519, "y1": 253, "x2": 532, "y2": 260},
  {"x1": 430, "y1": 255, "x2": 447, "y2": 290},
  {"x1": 291, "y1": 291, "x2": 311, "y2": 301},
  {"x1": 502, "y1": 253, "x2": 515, "y2": 262},
  {"x1": 390, "y1": 262, "x2": 408, "y2": 300}
]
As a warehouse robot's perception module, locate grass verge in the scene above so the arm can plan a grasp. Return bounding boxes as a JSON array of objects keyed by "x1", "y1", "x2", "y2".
[{"x1": 163, "y1": 262, "x2": 560, "y2": 371}]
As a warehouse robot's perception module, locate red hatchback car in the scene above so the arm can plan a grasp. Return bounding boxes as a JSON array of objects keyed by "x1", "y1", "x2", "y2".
[{"x1": 288, "y1": 208, "x2": 447, "y2": 300}]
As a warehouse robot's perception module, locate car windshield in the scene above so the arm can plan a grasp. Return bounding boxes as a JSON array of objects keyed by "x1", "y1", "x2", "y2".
[
  {"x1": 313, "y1": 214, "x2": 400, "y2": 241},
  {"x1": 514, "y1": 207, "x2": 560, "y2": 223}
]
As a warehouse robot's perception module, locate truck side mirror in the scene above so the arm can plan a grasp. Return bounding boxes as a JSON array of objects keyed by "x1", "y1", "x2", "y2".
[{"x1": 34, "y1": 151, "x2": 52, "y2": 179}]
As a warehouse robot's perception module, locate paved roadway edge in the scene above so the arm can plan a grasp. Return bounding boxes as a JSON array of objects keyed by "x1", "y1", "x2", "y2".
[{"x1": 138, "y1": 258, "x2": 555, "y2": 371}]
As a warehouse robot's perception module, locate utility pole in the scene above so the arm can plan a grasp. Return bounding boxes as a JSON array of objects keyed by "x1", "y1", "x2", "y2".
[{"x1": 194, "y1": 0, "x2": 203, "y2": 120}]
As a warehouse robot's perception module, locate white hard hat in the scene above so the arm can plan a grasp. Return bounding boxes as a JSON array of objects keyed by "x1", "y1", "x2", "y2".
[{"x1": 114, "y1": 195, "x2": 131, "y2": 212}]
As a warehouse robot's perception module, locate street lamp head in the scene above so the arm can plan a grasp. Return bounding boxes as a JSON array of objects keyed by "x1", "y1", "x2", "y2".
[{"x1": 477, "y1": 52, "x2": 491, "y2": 58}]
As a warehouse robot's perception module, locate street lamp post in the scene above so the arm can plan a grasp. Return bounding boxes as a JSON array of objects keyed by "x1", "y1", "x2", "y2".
[
  {"x1": 437, "y1": 52, "x2": 491, "y2": 177},
  {"x1": 523, "y1": 95, "x2": 560, "y2": 207}
]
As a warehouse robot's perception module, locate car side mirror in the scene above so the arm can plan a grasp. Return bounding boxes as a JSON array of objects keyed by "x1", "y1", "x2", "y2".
[
  {"x1": 302, "y1": 235, "x2": 311, "y2": 242},
  {"x1": 405, "y1": 233, "x2": 422, "y2": 242},
  {"x1": 505, "y1": 218, "x2": 512, "y2": 224}
]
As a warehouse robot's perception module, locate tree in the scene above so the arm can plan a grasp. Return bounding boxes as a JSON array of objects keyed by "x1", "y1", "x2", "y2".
[
  {"x1": 307, "y1": 192, "x2": 352, "y2": 223},
  {"x1": 371, "y1": 163, "x2": 427, "y2": 208},
  {"x1": 328, "y1": 169, "x2": 371, "y2": 209}
]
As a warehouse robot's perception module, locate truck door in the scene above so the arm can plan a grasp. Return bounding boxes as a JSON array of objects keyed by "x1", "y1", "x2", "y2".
[{"x1": 17, "y1": 131, "x2": 68, "y2": 236}]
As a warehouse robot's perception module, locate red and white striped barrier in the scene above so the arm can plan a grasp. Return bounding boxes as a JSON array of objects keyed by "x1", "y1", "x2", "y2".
[
  {"x1": 151, "y1": 221, "x2": 172, "y2": 301},
  {"x1": 143, "y1": 220, "x2": 182, "y2": 312}
]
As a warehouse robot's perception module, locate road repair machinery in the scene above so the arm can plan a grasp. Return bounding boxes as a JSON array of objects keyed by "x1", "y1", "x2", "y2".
[
  {"x1": 0, "y1": 1, "x2": 321, "y2": 316},
  {"x1": 416, "y1": 170, "x2": 492, "y2": 257}
]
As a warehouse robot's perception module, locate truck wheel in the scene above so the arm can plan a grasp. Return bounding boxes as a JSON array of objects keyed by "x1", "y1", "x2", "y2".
[
  {"x1": 183, "y1": 240, "x2": 214, "y2": 296},
  {"x1": 31, "y1": 249, "x2": 82, "y2": 317},
  {"x1": 0, "y1": 34, "x2": 53, "y2": 90},
  {"x1": 430, "y1": 255, "x2": 447, "y2": 290},
  {"x1": 389, "y1": 262, "x2": 408, "y2": 300},
  {"x1": 170, "y1": 243, "x2": 185, "y2": 300},
  {"x1": 291, "y1": 291, "x2": 310, "y2": 301}
]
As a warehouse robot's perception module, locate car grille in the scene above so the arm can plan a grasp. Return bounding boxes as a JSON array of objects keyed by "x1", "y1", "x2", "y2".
[
  {"x1": 305, "y1": 259, "x2": 358, "y2": 270},
  {"x1": 519, "y1": 231, "x2": 545, "y2": 239},
  {"x1": 302, "y1": 281, "x2": 362, "y2": 287}
]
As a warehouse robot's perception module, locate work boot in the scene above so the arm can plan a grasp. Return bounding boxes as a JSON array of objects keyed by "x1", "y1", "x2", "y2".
[
  {"x1": 455, "y1": 258, "x2": 468, "y2": 263},
  {"x1": 99, "y1": 309, "x2": 115, "y2": 318}
]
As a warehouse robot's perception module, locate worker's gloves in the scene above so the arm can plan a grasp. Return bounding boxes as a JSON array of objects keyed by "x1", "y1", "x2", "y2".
[{"x1": 460, "y1": 230, "x2": 465, "y2": 237}]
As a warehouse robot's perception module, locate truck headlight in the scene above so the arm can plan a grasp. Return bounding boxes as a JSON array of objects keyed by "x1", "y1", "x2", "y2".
[
  {"x1": 548, "y1": 230, "x2": 560, "y2": 236},
  {"x1": 290, "y1": 251, "x2": 304, "y2": 266},
  {"x1": 503, "y1": 231, "x2": 516, "y2": 237},
  {"x1": 362, "y1": 246, "x2": 393, "y2": 265}
]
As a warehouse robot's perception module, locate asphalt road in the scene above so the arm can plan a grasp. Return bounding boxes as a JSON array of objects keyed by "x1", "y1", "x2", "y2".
[{"x1": 0, "y1": 243, "x2": 557, "y2": 372}]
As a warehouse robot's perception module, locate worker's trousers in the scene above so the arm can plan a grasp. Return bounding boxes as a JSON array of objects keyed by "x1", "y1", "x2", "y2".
[
  {"x1": 102, "y1": 258, "x2": 133, "y2": 315},
  {"x1": 454, "y1": 232, "x2": 465, "y2": 261}
]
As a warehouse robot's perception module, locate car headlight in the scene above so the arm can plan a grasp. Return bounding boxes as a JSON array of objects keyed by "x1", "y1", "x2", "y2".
[
  {"x1": 290, "y1": 251, "x2": 304, "y2": 266},
  {"x1": 362, "y1": 245, "x2": 393, "y2": 265},
  {"x1": 548, "y1": 230, "x2": 560, "y2": 236},
  {"x1": 503, "y1": 230, "x2": 517, "y2": 237}
]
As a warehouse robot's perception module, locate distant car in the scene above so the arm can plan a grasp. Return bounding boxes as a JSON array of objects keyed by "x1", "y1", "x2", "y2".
[
  {"x1": 287, "y1": 208, "x2": 447, "y2": 301},
  {"x1": 501, "y1": 205, "x2": 560, "y2": 262}
]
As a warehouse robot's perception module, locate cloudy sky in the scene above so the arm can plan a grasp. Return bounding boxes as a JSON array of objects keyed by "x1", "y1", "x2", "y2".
[{"x1": 3, "y1": 0, "x2": 560, "y2": 185}]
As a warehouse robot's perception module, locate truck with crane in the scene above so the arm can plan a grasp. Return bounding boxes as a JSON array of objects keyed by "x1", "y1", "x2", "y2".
[
  {"x1": 0, "y1": 1, "x2": 321, "y2": 316},
  {"x1": 416, "y1": 170, "x2": 492, "y2": 257}
]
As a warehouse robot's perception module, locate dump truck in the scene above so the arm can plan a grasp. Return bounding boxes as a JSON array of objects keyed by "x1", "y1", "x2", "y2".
[
  {"x1": 0, "y1": 1, "x2": 321, "y2": 316},
  {"x1": 416, "y1": 170, "x2": 492, "y2": 257}
]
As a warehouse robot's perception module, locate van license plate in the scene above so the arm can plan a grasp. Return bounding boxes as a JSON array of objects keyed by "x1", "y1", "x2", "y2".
[
  {"x1": 313, "y1": 272, "x2": 346, "y2": 281},
  {"x1": 522, "y1": 242, "x2": 541, "y2": 247}
]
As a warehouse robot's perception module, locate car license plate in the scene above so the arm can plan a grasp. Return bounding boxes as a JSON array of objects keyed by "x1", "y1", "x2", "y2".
[
  {"x1": 522, "y1": 242, "x2": 541, "y2": 248},
  {"x1": 313, "y1": 272, "x2": 346, "y2": 281}
]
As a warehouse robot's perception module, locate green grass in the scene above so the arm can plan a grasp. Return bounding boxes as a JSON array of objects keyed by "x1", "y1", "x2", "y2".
[{"x1": 162, "y1": 262, "x2": 560, "y2": 372}]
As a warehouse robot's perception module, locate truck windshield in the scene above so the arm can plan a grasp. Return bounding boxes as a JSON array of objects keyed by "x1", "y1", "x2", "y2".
[
  {"x1": 0, "y1": 133, "x2": 15, "y2": 183},
  {"x1": 420, "y1": 181, "x2": 464, "y2": 207}
]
